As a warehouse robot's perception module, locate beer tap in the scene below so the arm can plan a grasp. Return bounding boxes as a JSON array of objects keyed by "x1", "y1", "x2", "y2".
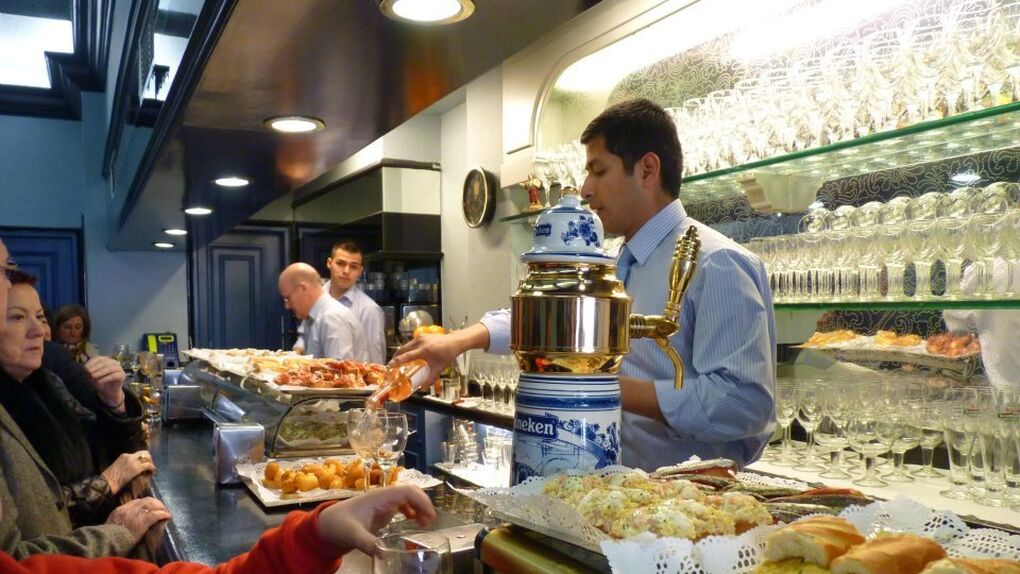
[{"x1": 628, "y1": 226, "x2": 701, "y2": 389}]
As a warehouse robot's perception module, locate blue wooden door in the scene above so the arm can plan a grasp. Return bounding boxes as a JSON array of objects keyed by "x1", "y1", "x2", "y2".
[
  {"x1": 0, "y1": 227, "x2": 84, "y2": 312},
  {"x1": 191, "y1": 226, "x2": 291, "y2": 350}
]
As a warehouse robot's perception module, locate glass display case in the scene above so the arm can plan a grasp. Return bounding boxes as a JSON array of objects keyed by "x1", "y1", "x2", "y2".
[{"x1": 179, "y1": 360, "x2": 366, "y2": 457}]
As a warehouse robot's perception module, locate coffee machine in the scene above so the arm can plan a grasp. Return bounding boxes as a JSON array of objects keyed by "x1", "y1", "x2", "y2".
[{"x1": 509, "y1": 191, "x2": 700, "y2": 484}]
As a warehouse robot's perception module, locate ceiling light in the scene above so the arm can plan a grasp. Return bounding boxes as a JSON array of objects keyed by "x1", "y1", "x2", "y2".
[
  {"x1": 264, "y1": 115, "x2": 325, "y2": 133},
  {"x1": 153, "y1": 242, "x2": 175, "y2": 249},
  {"x1": 379, "y1": 0, "x2": 474, "y2": 24},
  {"x1": 183, "y1": 206, "x2": 213, "y2": 215},
  {"x1": 951, "y1": 172, "x2": 981, "y2": 185},
  {"x1": 214, "y1": 176, "x2": 249, "y2": 187},
  {"x1": 163, "y1": 228, "x2": 187, "y2": 236}
]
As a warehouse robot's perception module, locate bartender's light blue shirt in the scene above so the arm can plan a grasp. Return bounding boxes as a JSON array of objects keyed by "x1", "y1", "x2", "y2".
[
  {"x1": 480, "y1": 200, "x2": 776, "y2": 470},
  {"x1": 325, "y1": 281, "x2": 387, "y2": 365}
]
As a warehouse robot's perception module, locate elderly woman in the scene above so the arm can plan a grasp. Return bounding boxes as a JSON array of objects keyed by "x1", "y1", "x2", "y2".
[
  {"x1": 0, "y1": 271, "x2": 159, "y2": 559},
  {"x1": 53, "y1": 305, "x2": 100, "y2": 364}
]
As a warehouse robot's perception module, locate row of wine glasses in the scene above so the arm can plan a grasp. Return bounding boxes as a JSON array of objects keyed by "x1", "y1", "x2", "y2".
[
  {"x1": 471, "y1": 354, "x2": 519, "y2": 414},
  {"x1": 531, "y1": 142, "x2": 587, "y2": 208},
  {"x1": 113, "y1": 345, "x2": 163, "y2": 424},
  {"x1": 673, "y1": 0, "x2": 1020, "y2": 175},
  {"x1": 745, "y1": 181, "x2": 1020, "y2": 302},
  {"x1": 770, "y1": 377, "x2": 1020, "y2": 509}
]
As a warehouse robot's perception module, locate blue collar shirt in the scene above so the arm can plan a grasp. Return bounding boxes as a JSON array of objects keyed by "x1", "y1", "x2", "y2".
[{"x1": 325, "y1": 281, "x2": 387, "y2": 364}]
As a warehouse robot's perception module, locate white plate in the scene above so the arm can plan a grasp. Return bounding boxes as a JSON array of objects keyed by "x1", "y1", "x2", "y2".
[{"x1": 236, "y1": 456, "x2": 441, "y2": 507}]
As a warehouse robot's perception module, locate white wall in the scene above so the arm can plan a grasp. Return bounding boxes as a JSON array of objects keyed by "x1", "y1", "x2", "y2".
[{"x1": 439, "y1": 67, "x2": 518, "y2": 327}]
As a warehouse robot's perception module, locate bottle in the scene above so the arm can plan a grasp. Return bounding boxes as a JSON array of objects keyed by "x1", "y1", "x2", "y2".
[{"x1": 366, "y1": 359, "x2": 432, "y2": 409}]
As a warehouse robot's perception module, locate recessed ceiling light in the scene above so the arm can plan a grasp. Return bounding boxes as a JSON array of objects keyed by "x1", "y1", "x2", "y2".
[
  {"x1": 183, "y1": 206, "x2": 213, "y2": 215},
  {"x1": 164, "y1": 228, "x2": 187, "y2": 236},
  {"x1": 215, "y1": 176, "x2": 249, "y2": 187},
  {"x1": 379, "y1": 0, "x2": 474, "y2": 24},
  {"x1": 153, "y1": 242, "x2": 175, "y2": 249},
  {"x1": 264, "y1": 115, "x2": 325, "y2": 133},
  {"x1": 950, "y1": 172, "x2": 981, "y2": 185}
]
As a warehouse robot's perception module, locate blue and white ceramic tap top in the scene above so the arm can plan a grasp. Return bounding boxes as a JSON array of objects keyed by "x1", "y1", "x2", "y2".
[{"x1": 522, "y1": 192, "x2": 615, "y2": 264}]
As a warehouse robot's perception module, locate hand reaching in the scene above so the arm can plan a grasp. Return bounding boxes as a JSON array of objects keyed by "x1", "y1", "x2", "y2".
[
  {"x1": 102, "y1": 451, "x2": 156, "y2": 494},
  {"x1": 316, "y1": 484, "x2": 436, "y2": 556},
  {"x1": 106, "y1": 497, "x2": 171, "y2": 543}
]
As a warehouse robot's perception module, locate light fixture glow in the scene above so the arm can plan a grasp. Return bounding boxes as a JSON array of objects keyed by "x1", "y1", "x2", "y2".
[
  {"x1": 183, "y1": 206, "x2": 213, "y2": 215},
  {"x1": 214, "y1": 176, "x2": 249, "y2": 188},
  {"x1": 951, "y1": 172, "x2": 981, "y2": 185},
  {"x1": 153, "y1": 242, "x2": 175, "y2": 249},
  {"x1": 264, "y1": 116, "x2": 325, "y2": 133},
  {"x1": 379, "y1": 0, "x2": 474, "y2": 24},
  {"x1": 163, "y1": 228, "x2": 187, "y2": 236}
]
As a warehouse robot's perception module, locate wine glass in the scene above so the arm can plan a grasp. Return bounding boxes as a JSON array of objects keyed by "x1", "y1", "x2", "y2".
[
  {"x1": 912, "y1": 396, "x2": 946, "y2": 479},
  {"x1": 773, "y1": 382, "x2": 799, "y2": 466},
  {"x1": 846, "y1": 416, "x2": 895, "y2": 487},
  {"x1": 376, "y1": 413, "x2": 409, "y2": 487},
  {"x1": 374, "y1": 530, "x2": 452, "y2": 574},
  {"x1": 348, "y1": 408, "x2": 386, "y2": 492},
  {"x1": 818, "y1": 382, "x2": 852, "y2": 479},
  {"x1": 794, "y1": 383, "x2": 825, "y2": 471},
  {"x1": 941, "y1": 388, "x2": 976, "y2": 500},
  {"x1": 111, "y1": 345, "x2": 132, "y2": 370}
]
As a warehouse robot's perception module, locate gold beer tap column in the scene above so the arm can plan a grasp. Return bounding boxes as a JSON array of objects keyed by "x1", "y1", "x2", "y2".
[{"x1": 628, "y1": 226, "x2": 701, "y2": 389}]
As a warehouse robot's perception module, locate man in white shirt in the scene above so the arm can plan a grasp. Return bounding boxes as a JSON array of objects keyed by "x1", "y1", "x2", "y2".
[
  {"x1": 323, "y1": 241, "x2": 387, "y2": 364},
  {"x1": 279, "y1": 263, "x2": 369, "y2": 361}
]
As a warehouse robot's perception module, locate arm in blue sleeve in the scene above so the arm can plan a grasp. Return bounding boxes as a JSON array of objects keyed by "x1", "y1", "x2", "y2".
[
  {"x1": 478, "y1": 309, "x2": 511, "y2": 354},
  {"x1": 653, "y1": 250, "x2": 776, "y2": 443}
]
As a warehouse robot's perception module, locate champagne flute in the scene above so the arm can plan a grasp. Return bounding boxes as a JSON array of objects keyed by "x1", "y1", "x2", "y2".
[
  {"x1": 795, "y1": 383, "x2": 825, "y2": 471},
  {"x1": 773, "y1": 382, "x2": 799, "y2": 466},
  {"x1": 941, "y1": 388, "x2": 976, "y2": 500}
]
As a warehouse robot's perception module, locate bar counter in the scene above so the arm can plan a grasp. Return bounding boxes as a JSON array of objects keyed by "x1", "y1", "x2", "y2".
[{"x1": 147, "y1": 420, "x2": 490, "y2": 567}]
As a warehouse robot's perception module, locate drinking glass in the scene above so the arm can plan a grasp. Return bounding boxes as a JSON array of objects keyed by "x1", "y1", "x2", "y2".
[
  {"x1": 941, "y1": 388, "x2": 976, "y2": 500},
  {"x1": 847, "y1": 417, "x2": 894, "y2": 487},
  {"x1": 773, "y1": 382, "x2": 799, "y2": 466},
  {"x1": 111, "y1": 345, "x2": 132, "y2": 371},
  {"x1": 795, "y1": 383, "x2": 825, "y2": 471},
  {"x1": 877, "y1": 198, "x2": 913, "y2": 300},
  {"x1": 374, "y1": 531, "x2": 452, "y2": 574},
  {"x1": 815, "y1": 414, "x2": 851, "y2": 479},
  {"x1": 913, "y1": 400, "x2": 946, "y2": 479},
  {"x1": 348, "y1": 408, "x2": 386, "y2": 492},
  {"x1": 376, "y1": 413, "x2": 409, "y2": 487},
  {"x1": 936, "y1": 216, "x2": 971, "y2": 299},
  {"x1": 976, "y1": 388, "x2": 1011, "y2": 506},
  {"x1": 885, "y1": 417, "x2": 922, "y2": 483}
]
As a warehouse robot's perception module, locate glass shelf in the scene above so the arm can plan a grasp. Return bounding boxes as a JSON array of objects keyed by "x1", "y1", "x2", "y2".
[
  {"x1": 775, "y1": 299, "x2": 1020, "y2": 312},
  {"x1": 498, "y1": 210, "x2": 541, "y2": 224},
  {"x1": 681, "y1": 102, "x2": 1020, "y2": 206}
]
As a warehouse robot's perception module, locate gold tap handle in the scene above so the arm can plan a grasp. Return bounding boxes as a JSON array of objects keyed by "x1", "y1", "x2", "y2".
[
  {"x1": 664, "y1": 226, "x2": 700, "y2": 324},
  {"x1": 654, "y1": 337, "x2": 685, "y2": 391}
]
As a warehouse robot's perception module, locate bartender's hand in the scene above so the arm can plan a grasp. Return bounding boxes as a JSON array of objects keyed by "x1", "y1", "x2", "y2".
[
  {"x1": 85, "y1": 356, "x2": 127, "y2": 412},
  {"x1": 390, "y1": 323, "x2": 490, "y2": 378},
  {"x1": 106, "y1": 497, "x2": 171, "y2": 542},
  {"x1": 316, "y1": 485, "x2": 436, "y2": 555},
  {"x1": 102, "y1": 451, "x2": 156, "y2": 494}
]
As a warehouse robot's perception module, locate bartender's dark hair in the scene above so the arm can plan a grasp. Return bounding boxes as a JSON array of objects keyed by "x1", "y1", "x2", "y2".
[
  {"x1": 330, "y1": 239, "x2": 362, "y2": 257},
  {"x1": 581, "y1": 98, "x2": 683, "y2": 199}
]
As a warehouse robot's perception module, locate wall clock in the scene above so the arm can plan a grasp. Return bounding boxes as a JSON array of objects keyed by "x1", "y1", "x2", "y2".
[{"x1": 462, "y1": 167, "x2": 495, "y2": 228}]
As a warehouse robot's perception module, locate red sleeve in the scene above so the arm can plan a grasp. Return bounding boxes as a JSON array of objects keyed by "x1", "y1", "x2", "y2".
[{"x1": 6, "y1": 503, "x2": 343, "y2": 574}]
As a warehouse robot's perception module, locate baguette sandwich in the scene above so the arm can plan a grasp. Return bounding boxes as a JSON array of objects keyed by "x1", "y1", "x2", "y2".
[
  {"x1": 920, "y1": 557, "x2": 1020, "y2": 574},
  {"x1": 829, "y1": 534, "x2": 946, "y2": 574},
  {"x1": 756, "y1": 516, "x2": 865, "y2": 573}
]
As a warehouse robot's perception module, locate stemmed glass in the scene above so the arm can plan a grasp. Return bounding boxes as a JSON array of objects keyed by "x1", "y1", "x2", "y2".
[
  {"x1": 975, "y1": 388, "x2": 1011, "y2": 506},
  {"x1": 936, "y1": 215, "x2": 971, "y2": 299},
  {"x1": 877, "y1": 197, "x2": 913, "y2": 300},
  {"x1": 348, "y1": 408, "x2": 386, "y2": 493},
  {"x1": 941, "y1": 388, "x2": 976, "y2": 500},
  {"x1": 794, "y1": 383, "x2": 825, "y2": 471},
  {"x1": 773, "y1": 382, "x2": 799, "y2": 466},
  {"x1": 375, "y1": 412, "x2": 409, "y2": 488},
  {"x1": 112, "y1": 345, "x2": 132, "y2": 371},
  {"x1": 913, "y1": 396, "x2": 946, "y2": 479},
  {"x1": 817, "y1": 383, "x2": 852, "y2": 479},
  {"x1": 473, "y1": 360, "x2": 494, "y2": 410},
  {"x1": 846, "y1": 416, "x2": 895, "y2": 487}
]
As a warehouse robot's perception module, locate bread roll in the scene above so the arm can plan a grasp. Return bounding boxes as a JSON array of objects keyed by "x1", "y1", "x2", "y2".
[
  {"x1": 830, "y1": 534, "x2": 946, "y2": 574},
  {"x1": 920, "y1": 557, "x2": 1020, "y2": 574},
  {"x1": 765, "y1": 516, "x2": 866, "y2": 567}
]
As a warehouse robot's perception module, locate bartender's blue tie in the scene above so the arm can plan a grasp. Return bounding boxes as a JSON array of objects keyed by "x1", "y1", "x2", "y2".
[{"x1": 616, "y1": 245, "x2": 636, "y2": 285}]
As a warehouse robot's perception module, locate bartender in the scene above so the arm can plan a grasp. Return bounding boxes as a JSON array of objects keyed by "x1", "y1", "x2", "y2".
[
  {"x1": 323, "y1": 240, "x2": 386, "y2": 364},
  {"x1": 392, "y1": 98, "x2": 776, "y2": 470},
  {"x1": 279, "y1": 263, "x2": 369, "y2": 361}
]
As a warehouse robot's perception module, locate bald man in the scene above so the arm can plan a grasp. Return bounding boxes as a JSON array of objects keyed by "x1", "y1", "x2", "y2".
[{"x1": 279, "y1": 263, "x2": 369, "y2": 361}]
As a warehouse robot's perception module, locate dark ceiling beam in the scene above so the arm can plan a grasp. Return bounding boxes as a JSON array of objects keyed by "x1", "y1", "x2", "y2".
[
  {"x1": 0, "y1": 0, "x2": 70, "y2": 20},
  {"x1": 156, "y1": 9, "x2": 198, "y2": 38}
]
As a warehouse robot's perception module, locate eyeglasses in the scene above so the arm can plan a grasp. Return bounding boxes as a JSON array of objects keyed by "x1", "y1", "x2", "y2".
[{"x1": 1, "y1": 260, "x2": 17, "y2": 280}]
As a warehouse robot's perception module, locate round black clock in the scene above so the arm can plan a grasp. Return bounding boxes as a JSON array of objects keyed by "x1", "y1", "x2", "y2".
[{"x1": 462, "y1": 167, "x2": 495, "y2": 228}]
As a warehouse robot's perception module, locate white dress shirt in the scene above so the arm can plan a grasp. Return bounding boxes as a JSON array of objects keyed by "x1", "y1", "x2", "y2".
[
  {"x1": 301, "y1": 292, "x2": 369, "y2": 361},
  {"x1": 324, "y1": 281, "x2": 387, "y2": 364},
  {"x1": 480, "y1": 200, "x2": 777, "y2": 470}
]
